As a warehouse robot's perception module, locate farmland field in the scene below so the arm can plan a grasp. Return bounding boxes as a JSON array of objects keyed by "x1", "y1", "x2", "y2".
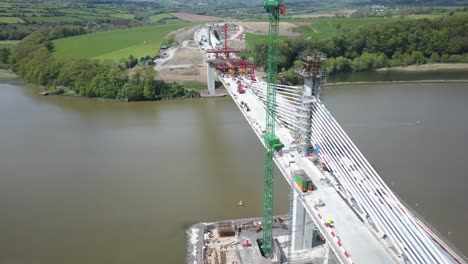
[
  {"x1": 288, "y1": 17, "x2": 395, "y2": 40},
  {"x1": 25, "y1": 16, "x2": 82, "y2": 23},
  {"x1": 0, "y1": 17, "x2": 24, "y2": 24},
  {"x1": 285, "y1": 13, "x2": 462, "y2": 40},
  {"x1": 403, "y1": 13, "x2": 447, "y2": 19},
  {"x1": 0, "y1": 40, "x2": 19, "y2": 49},
  {"x1": 243, "y1": 18, "x2": 389, "y2": 48},
  {"x1": 149, "y1": 13, "x2": 175, "y2": 23},
  {"x1": 0, "y1": 40, "x2": 20, "y2": 45},
  {"x1": 74, "y1": 14, "x2": 111, "y2": 21},
  {"x1": 91, "y1": 8, "x2": 119, "y2": 14},
  {"x1": 110, "y1": 13, "x2": 135, "y2": 19},
  {"x1": 53, "y1": 23, "x2": 192, "y2": 60},
  {"x1": 0, "y1": 2, "x2": 165, "y2": 26},
  {"x1": 241, "y1": 16, "x2": 404, "y2": 53},
  {"x1": 57, "y1": 8, "x2": 98, "y2": 15},
  {"x1": 245, "y1": 33, "x2": 288, "y2": 49},
  {"x1": 242, "y1": 17, "x2": 398, "y2": 41},
  {"x1": 170, "y1": 12, "x2": 222, "y2": 22}
]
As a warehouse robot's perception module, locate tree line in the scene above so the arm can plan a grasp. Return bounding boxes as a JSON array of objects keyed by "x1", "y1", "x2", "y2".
[
  {"x1": 250, "y1": 14, "x2": 468, "y2": 83},
  {"x1": 10, "y1": 31, "x2": 199, "y2": 101},
  {"x1": 0, "y1": 18, "x2": 139, "y2": 41}
]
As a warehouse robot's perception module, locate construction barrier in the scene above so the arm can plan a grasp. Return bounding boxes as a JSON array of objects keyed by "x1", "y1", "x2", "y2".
[{"x1": 311, "y1": 204, "x2": 354, "y2": 264}]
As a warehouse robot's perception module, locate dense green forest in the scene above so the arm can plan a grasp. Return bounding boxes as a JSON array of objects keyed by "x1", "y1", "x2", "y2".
[
  {"x1": 249, "y1": 14, "x2": 468, "y2": 83},
  {"x1": 10, "y1": 31, "x2": 199, "y2": 101}
]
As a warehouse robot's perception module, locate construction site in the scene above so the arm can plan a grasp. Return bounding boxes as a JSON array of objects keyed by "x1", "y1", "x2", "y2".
[
  {"x1": 188, "y1": 214, "x2": 339, "y2": 264},
  {"x1": 183, "y1": 1, "x2": 468, "y2": 264},
  {"x1": 153, "y1": 22, "x2": 247, "y2": 90},
  {"x1": 185, "y1": 11, "x2": 365, "y2": 264}
]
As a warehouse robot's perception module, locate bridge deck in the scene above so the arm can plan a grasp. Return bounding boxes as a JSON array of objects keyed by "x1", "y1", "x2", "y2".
[{"x1": 220, "y1": 76, "x2": 399, "y2": 264}]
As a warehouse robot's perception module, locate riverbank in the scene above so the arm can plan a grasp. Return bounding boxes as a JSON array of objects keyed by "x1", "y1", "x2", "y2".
[
  {"x1": 0, "y1": 69, "x2": 77, "y2": 96},
  {"x1": 377, "y1": 63, "x2": 468, "y2": 72},
  {"x1": 3, "y1": 69, "x2": 467, "y2": 96},
  {"x1": 0, "y1": 69, "x2": 200, "y2": 100},
  {"x1": 0, "y1": 69, "x2": 18, "y2": 79},
  {"x1": 328, "y1": 79, "x2": 468, "y2": 87}
]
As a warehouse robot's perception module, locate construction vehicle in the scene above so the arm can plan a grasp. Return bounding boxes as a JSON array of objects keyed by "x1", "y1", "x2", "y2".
[
  {"x1": 294, "y1": 169, "x2": 314, "y2": 193},
  {"x1": 261, "y1": 0, "x2": 285, "y2": 258},
  {"x1": 237, "y1": 80, "x2": 245, "y2": 94}
]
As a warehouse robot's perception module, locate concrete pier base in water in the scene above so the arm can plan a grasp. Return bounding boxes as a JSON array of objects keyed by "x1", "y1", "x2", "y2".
[{"x1": 207, "y1": 64, "x2": 215, "y2": 95}]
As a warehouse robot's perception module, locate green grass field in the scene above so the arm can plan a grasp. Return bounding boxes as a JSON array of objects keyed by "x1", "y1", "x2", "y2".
[
  {"x1": 242, "y1": 17, "x2": 397, "y2": 44},
  {"x1": 0, "y1": 40, "x2": 20, "y2": 45},
  {"x1": 91, "y1": 8, "x2": 118, "y2": 14},
  {"x1": 294, "y1": 13, "x2": 464, "y2": 40},
  {"x1": 245, "y1": 33, "x2": 288, "y2": 49},
  {"x1": 403, "y1": 13, "x2": 447, "y2": 19},
  {"x1": 149, "y1": 13, "x2": 175, "y2": 23},
  {"x1": 57, "y1": 8, "x2": 98, "y2": 16},
  {"x1": 0, "y1": 2, "x2": 173, "y2": 25},
  {"x1": 181, "y1": 81, "x2": 208, "y2": 90},
  {"x1": 74, "y1": 14, "x2": 111, "y2": 21},
  {"x1": 110, "y1": 13, "x2": 135, "y2": 19},
  {"x1": 25, "y1": 16, "x2": 82, "y2": 23},
  {"x1": 289, "y1": 17, "x2": 396, "y2": 40},
  {"x1": 0, "y1": 17, "x2": 25, "y2": 24},
  {"x1": 24, "y1": 13, "x2": 44, "y2": 17},
  {"x1": 53, "y1": 23, "x2": 192, "y2": 60}
]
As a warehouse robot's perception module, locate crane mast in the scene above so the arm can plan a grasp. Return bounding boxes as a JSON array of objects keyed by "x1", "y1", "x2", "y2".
[{"x1": 262, "y1": 0, "x2": 285, "y2": 258}]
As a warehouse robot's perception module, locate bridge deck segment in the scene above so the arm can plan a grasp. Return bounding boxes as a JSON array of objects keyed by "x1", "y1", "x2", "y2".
[{"x1": 219, "y1": 75, "x2": 399, "y2": 264}]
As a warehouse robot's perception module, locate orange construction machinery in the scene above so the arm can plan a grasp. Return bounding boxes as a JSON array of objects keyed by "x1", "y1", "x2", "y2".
[{"x1": 237, "y1": 80, "x2": 245, "y2": 94}]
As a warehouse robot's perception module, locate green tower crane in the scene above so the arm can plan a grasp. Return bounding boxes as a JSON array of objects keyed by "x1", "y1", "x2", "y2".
[{"x1": 262, "y1": 0, "x2": 285, "y2": 258}]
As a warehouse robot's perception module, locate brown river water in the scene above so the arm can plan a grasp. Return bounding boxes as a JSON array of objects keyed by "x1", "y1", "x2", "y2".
[{"x1": 0, "y1": 78, "x2": 467, "y2": 263}]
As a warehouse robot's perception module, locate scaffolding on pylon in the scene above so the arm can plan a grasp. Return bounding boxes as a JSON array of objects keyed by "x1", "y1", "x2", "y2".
[{"x1": 295, "y1": 51, "x2": 327, "y2": 157}]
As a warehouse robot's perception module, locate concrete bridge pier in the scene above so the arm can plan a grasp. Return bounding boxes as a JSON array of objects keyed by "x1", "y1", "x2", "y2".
[
  {"x1": 291, "y1": 191, "x2": 307, "y2": 252},
  {"x1": 206, "y1": 63, "x2": 215, "y2": 95}
]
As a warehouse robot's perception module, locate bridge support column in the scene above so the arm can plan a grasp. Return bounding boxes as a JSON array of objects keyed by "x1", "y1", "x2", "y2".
[
  {"x1": 291, "y1": 191, "x2": 306, "y2": 252},
  {"x1": 206, "y1": 63, "x2": 215, "y2": 95},
  {"x1": 303, "y1": 213, "x2": 314, "y2": 249},
  {"x1": 323, "y1": 241, "x2": 330, "y2": 264}
]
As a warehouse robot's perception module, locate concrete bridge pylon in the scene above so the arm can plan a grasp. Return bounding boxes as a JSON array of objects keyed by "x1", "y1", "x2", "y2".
[{"x1": 296, "y1": 52, "x2": 327, "y2": 157}]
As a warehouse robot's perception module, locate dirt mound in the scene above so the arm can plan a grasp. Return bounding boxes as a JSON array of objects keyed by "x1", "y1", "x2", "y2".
[
  {"x1": 165, "y1": 47, "x2": 203, "y2": 66},
  {"x1": 227, "y1": 39, "x2": 245, "y2": 50},
  {"x1": 157, "y1": 66, "x2": 207, "y2": 82},
  {"x1": 239, "y1": 22, "x2": 301, "y2": 37},
  {"x1": 172, "y1": 25, "x2": 200, "y2": 43}
]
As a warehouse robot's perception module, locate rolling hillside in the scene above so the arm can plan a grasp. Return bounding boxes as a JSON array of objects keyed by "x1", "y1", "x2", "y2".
[{"x1": 53, "y1": 23, "x2": 191, "y2": 60}]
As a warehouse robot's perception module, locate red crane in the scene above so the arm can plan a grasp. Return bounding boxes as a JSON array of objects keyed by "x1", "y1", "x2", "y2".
[{"x1": 206, "y1": 23, "x2": 239, "y2": 59}]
